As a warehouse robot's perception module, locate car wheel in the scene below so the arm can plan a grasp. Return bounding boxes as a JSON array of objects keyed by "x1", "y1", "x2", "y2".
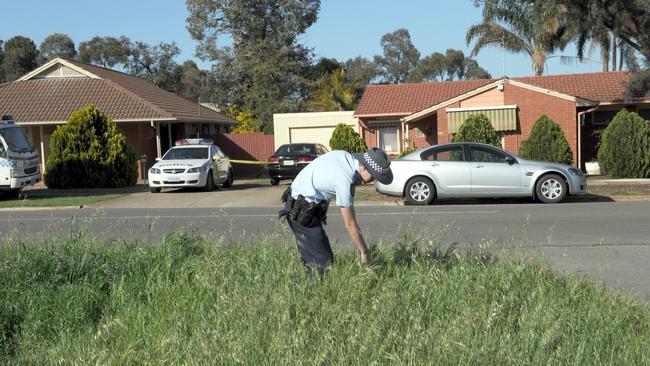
[
  {"x1": 405, "y1": 177, "x2": 435, "y2": 205},
  {"x1": 203, "y1": 171, "x2": 215, "y2": 192},
  {"x1": 535, "y1": 174, "x2": 567, "y2": 203},
  {"x1": 150, "y1": 187, "x2": 161, "y2": 193},
  {"x1": 270, "y1": 178, "x2": 280, "y2": 186},
  {"x1": 223, "y1": 169, "x2": 233, "y2": 188}
]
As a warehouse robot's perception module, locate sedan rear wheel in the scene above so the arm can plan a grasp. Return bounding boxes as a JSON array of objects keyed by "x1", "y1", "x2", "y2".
[
  {"x1": 536, "y1": 174, "x2": 567, "y2": 203},
  {"x1": 405, "y1": 177, "x2": 435, "y2": 205}
]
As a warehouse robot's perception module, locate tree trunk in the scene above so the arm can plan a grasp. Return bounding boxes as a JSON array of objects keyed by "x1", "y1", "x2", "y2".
[{"x1": 611, "y1": 33, "x2": 618, "y2": 71}]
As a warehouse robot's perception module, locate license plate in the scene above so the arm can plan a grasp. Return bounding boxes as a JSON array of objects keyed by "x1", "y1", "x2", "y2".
[
  {"x1": 282, "y1": 160, "x2": 295, "y2": 166},
  {"x1": 167, "y1": 176, "x2": 180, "y2": 182}
]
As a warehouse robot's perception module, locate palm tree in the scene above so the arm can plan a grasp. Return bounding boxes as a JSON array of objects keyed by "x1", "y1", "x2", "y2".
[
  {"x1": 466, "y1": 0, "x2": 573, "y2": 76},
  {"x1": 311, "y1": 68, "x2": 359, "y2": 111}
]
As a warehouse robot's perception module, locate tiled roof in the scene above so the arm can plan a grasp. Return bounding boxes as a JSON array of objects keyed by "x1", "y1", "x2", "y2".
[
  {"x1": 512, "y1": 71, "x2": 630, "y2": 103},
  {"x1": 355, "y1": 71, "x2": 634, "y2": 117},
  {"x1": 355, "y1": 79, "x2": 494, "y2": 117},
  {"x1": 0, "y1": 58, "x2": 236, "y2": 125}
]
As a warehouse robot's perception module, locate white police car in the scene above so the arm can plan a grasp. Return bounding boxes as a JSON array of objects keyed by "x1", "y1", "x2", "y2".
[{"x1": 148, "y1": 138, "x2": 233, "y2": 193}]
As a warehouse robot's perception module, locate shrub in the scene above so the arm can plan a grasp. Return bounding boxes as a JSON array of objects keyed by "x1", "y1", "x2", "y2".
[
  {"x1": 452, "y1": 113, "x2": 500, "y2": 147},
  {"x1": 518, "y1": 115, "x2": 573, "y2": 164},
  {"x1": 329, "y1": 123, "x2": 368, "y2": 153},
  {"x1": 597, "y1": 109, "x2": 650, "y2": 178},
  {"x1": 399, "y1": 146, "x2": 417, "y2": 158},
  {"x1": 44, "y1": 104, "x2": 138, "y2": 188}
]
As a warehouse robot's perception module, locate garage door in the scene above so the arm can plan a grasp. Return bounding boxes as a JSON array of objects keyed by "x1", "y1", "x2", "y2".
[{"x1": 290, "y1": 126, "x2": 336, "y2": 150}]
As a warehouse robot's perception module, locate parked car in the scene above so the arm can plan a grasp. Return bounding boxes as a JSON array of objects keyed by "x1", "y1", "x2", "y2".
[
  {"x1": 267, "y1": 143, "x2": 329, "y2": 185},
  {"x1": 376, "y1": 142, "x2": 586, "y2": 205},
  {"x1": 148, "y1": 138, "x2": 233, "y2": 193},
  {"x1": 0, "y1": 114, "x2": 40, "y2": 198}
]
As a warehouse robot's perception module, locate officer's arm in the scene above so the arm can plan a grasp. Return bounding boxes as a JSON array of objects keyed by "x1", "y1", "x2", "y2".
[{"x1": 340, "y1": 206, "x2": 370, "y2": 265}]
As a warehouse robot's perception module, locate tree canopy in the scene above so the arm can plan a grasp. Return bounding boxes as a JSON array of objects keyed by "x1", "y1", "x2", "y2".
[
  {"x1": 1, "y1": 36, "x2": 39, "y2": 82},
  {"x1": 39, "y1": 33, "x2": 76, "y2": 62},
  {"x1": 186, "y1": 0, "x2": 320, "y2": 132},
  {"x1": 374, "y1": 28, "x2": 420, "y2": 84}
]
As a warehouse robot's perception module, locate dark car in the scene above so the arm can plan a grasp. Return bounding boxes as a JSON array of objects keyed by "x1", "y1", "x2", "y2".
[{"x1": 267, "y1": 143, "x2": 329, "y2": 185}]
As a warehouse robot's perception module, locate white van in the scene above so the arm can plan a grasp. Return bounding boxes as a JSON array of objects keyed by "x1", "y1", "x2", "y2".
[{"x1": 0, "y1": 115, "x2": 40, "y2": 197}]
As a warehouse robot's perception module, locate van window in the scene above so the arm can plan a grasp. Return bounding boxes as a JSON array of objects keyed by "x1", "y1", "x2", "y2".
[
  {"x1": 0, "y1": 126, "x2": 33, "y2": 152},
  {"x1": 0, "y1": 142, "x2": 6, "y2": 158}
]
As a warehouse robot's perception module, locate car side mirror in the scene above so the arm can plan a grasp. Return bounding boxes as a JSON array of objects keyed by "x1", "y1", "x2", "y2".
[
  {"x1": 505, "y1": 156, "x2": 515, "y2": 165},
  {"x1": 155, "y1": 157, "x2": 160, "y2": 162}
]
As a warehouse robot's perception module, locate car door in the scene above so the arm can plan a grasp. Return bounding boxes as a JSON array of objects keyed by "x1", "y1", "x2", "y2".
[
  {"x1": 419, "y1": 145, "x2": 472, "y2": 196},
  {"x1": 468, "y1": 145, "x2": 524, "y2": 196}
]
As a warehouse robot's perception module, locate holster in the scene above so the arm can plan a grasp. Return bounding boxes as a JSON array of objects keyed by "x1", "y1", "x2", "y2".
[{"x1": 279, "y1": 187, "x2": 329, "y2": 226}]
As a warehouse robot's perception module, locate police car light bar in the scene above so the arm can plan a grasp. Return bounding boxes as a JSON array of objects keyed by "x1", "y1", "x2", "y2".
[
  {"x1": 1, "y1": 114, "x2": 15, "y2": 123},
  {"x1": 175, "y1": 138, "x2": 214, "y2": 146}
]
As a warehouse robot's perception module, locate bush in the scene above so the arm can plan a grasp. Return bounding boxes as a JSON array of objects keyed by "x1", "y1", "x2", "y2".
[
  {"x1": 452, "y1": 113, "x2": 500, "y2": 147},
  {"x1": 329, "y1": 123, "x2": 368, "y2": 153},
  {"x1": 597, "y1": 109, "x2": 650, "y2": 178},
  {"x1": 399, "y1": 146, "x2": 417, "y2": 158},
  {"x1": 518, "y1": 115, "x2": 573, "y2": 165},
  {"x1": 44, "y1": 104, "x2": 138, "y2": 188}
]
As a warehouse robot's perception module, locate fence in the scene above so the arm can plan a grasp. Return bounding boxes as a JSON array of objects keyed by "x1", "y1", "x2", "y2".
[{"x1": 213, "y1": 133, "x2": 275, "y2": 178}]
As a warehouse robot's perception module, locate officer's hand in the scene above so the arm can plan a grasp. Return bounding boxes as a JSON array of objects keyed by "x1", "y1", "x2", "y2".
[{"x1": 360, "y1": 251, "x2": 371, "y2": 265}]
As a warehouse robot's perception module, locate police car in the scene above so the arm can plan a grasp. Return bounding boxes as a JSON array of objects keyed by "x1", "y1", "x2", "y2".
[{"x1": 148, "y1": 138, "x2": 233, "y2": 193}]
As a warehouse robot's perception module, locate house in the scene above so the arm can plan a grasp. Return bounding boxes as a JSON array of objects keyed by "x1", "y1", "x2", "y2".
[
  {"x1": 354, "y1": 72, "x2": 650, "y2": 168},
  {"x1": 0, "y1": 57, "x2": 237, "y2": 173}
]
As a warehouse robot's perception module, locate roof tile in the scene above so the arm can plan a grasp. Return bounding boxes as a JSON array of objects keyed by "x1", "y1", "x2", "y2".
[
  {"x1": 0, "y1": 58, "x2": 236, "y2": 124},
  {"x1": 355, "y1": 72, "x2": 633, "y2": 117}
]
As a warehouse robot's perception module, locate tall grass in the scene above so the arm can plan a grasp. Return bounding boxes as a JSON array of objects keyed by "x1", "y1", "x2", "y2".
[{"x1": 0, "y1": 230, "x2": 648, "y2": 364}]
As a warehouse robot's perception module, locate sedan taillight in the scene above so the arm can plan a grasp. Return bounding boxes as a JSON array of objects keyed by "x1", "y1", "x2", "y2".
[
  {"x1": 298, "y1": 156, "x2": 313, "y2": 163},
  {"x1": 269, "y1": 156, "x2": 279, "y2": 163}
]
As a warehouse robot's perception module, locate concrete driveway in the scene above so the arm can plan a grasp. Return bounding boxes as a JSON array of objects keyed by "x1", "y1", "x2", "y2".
[{"x1": 95, "y1": 179, "x2": 289, "y2": 208}]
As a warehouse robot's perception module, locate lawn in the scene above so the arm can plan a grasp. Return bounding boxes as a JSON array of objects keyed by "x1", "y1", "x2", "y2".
[
  {"x1": 0, "y1": 194, "x2": 125, "y2": 208},
  {"x1": 0, "y1": 231, "x2": 648, "y2": 364}
]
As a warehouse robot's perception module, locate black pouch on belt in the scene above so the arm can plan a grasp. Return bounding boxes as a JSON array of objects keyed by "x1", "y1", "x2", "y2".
[{"x1": 292, "y1": 195, "x2": 316, "y2": 226}]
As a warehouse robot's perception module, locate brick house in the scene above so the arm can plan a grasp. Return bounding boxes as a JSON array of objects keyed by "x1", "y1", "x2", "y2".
[
  {"x1": 354, "y1": 72, "x2": 650, "y2": 169},
  {"x1": 0, "y1": 57, "x2": 237, "y2": 173}
]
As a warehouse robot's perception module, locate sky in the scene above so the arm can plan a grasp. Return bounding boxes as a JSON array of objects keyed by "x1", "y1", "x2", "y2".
[{"x1": 2, "y1": 0, "x2": 604, "y2": 78}]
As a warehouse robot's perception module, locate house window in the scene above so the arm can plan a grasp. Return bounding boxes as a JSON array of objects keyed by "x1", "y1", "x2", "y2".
[{"x1": 378, "y1": 126, "x2": 399, "y2": 153}]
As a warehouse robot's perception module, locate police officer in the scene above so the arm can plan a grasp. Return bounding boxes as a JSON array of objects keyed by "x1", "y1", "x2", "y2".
[{"x1": 281, "y1": 147, "x2": 393, "y2": 274}]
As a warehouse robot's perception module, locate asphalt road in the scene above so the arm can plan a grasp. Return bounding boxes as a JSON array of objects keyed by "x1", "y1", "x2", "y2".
[{"x1": 1, "y1": 201, "x2": 650, "y2": 302}]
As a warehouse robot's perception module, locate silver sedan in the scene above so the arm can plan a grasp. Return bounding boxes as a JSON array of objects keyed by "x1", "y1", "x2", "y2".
[{"x1": 376, "y1": 142, "x2": 587, "y2": 205}]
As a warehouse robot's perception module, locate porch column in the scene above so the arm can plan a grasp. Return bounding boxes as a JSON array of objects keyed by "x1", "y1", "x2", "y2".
[
  {"x1": 167, "y1": 123, "x2": 173, "y2": 149},
  {"x1": 39, "y1": 125, "x2": 45, "y2": 170},
  {"x1": 152, "y1": 121, "x2": 161, "y2": 159}
]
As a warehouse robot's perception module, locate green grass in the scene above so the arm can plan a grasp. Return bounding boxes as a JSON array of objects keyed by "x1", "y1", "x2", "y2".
[
  {"x1": 0, "y1": 194, "x2": 125, "y2": 208},
  {"x1": 0, "y1": 232, "x2": 648, "y2": 364}
]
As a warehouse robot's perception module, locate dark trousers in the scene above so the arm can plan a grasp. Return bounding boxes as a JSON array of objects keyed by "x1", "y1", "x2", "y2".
[{"x1": 284, "y1": 200, "x2": 333, "y2": 274}]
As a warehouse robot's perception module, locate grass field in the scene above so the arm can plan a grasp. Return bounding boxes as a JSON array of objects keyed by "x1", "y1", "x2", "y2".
[
  {"x1": 0, "y1": 231, "x2": 648, "y2": 364},
  {"x1": 0, "y1": 194, "x2": 125, "y2": 208}
]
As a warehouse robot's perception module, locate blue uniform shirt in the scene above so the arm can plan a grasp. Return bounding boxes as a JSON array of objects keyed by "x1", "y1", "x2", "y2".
[{"x1": 290, "y1": 150, "x2": 360, "y2": 208}]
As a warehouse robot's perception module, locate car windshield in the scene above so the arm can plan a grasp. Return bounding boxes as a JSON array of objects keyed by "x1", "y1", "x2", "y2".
[
  {"x1": 163, "y1": 147, "x2": 209, "y2": 160},
  {"x1": 275, "y1": 144, "x2": 316, "y2": 155},
  {"x1": 0, "y1": 126, "x2": 33, "y2": 153}
]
